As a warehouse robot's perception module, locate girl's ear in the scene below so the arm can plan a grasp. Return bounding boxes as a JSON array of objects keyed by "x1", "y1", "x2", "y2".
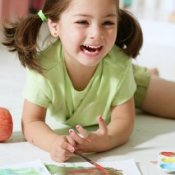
[{"x1": 47, "y1": 19, "x2": 59, "y2": 37}]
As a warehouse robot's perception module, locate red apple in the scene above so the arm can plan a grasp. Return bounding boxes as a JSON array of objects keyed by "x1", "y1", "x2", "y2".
[{"x1": 0, "y1": 107, "x2": 13, "y2": 142}]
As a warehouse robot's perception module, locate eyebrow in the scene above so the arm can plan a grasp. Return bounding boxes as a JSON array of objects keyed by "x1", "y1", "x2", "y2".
[{"x1": 73, "y1": 14, "x2": 117, "y2": 18}]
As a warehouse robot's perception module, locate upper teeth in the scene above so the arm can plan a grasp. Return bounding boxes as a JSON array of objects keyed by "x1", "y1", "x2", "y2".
[{"x1": 84, "y1": 45, "x2": 101, "y2": 49}]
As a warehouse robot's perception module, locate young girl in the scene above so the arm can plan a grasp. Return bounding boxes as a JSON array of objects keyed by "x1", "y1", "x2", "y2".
[{"x1": 3, "y1": 0, "x2": 175, "y2": 163}]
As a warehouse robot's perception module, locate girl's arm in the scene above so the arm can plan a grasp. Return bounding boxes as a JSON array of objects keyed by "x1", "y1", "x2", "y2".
[
  {"x1": 107, "y1": 96, "x2": 135, "y2": 148},
  {"x1": 22, "y1": 99, "x2": 75, "y2": 162},
  {"x1": 69, "y1": 97, "x2": 135, "y2": 153}
]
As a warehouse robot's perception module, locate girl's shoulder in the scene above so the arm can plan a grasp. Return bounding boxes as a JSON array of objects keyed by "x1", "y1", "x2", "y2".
[
  {"x1": 109, "y1": 45, "x2": 131, "y2": 61},
  {"x1": 105, "y1": 45, "x2": 132, "y2": 70},
  {"x1": 37, "y1": 40, "x2": 62, "y2": 70}
]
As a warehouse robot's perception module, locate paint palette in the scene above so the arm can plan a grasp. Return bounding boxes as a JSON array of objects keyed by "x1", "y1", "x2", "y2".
[{"x1": 158, "y1": 151, "x2": 175, "y2": 173}]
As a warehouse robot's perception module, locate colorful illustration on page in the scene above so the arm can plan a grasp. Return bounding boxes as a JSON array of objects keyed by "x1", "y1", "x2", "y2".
[
  {"x1": 0, "y1": 160, "x2": 50, "y2": 175},
  {"x1": 46, "y1": 164, "x2": 123, "y2": 175},
  {"x1": 0, "y1": 167, "x2": 45, "y2": 175}
]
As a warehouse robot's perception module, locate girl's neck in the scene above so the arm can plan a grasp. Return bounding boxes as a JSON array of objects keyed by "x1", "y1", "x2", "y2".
[{"x1": 65, "y1": 60, "x2": 97, "y2": 91}]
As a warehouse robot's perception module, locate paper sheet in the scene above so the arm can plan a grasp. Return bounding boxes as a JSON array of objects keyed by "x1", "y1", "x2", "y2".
[
  {"x1": 53, "y1": 159, "x2": 141, "y2": 175},
  {"x1": 0, "y1": 160, "x2": 50, "y2": 175},
  {"x1": 0, "y1": 159, "x2": 141, "y2": 175}
]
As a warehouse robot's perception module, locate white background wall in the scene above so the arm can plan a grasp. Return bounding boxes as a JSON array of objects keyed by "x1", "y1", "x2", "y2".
[{"x1": 121, "y1": 0, "x2": 175, "y2": 21}]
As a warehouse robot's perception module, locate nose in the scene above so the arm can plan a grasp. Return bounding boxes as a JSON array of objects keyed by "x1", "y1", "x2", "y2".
[{"x1": 88, "y1": 24, "x2": 103, "y2": 40}]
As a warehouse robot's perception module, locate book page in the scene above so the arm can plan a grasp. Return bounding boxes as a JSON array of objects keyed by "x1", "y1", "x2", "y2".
[
  {"x1": 47, "y1": 159, "x2": 141, "y2": 175},
  {"x1": 0, "y1": 159, "x2": 141, "y2": 175},
  {"x1": 0, "y1": 160, "x2": 51, "y2": 175}
]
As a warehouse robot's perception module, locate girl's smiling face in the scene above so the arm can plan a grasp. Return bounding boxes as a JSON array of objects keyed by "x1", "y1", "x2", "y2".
[{"x1": 54, "y1": 0, "x2": 118, "y2": 68}]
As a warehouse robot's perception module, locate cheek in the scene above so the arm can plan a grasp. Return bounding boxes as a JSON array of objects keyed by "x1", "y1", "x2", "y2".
[
  {"x1": 110, "y1": 28, "x2": 117, "y2": 39},
  {"x1": 66, "y1": 32, "x2": 84, "y2": 50},
  {"x1": 62, "y1": 28, "x2": 82, "y2": 42},
  {"x1": 70, "y1": 28, "x2": 84, "y2": 40},
  {"x1": 108, "y1": 29, "x2": 117, "y2": 45},
  {"x1": 105, "y1": 32, "x2": 117, "y2": 48}
]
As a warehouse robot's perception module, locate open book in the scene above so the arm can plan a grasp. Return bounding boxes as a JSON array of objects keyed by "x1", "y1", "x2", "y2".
[{"x1": 0, "y1": 159, "x2": 141, "y2": 175}]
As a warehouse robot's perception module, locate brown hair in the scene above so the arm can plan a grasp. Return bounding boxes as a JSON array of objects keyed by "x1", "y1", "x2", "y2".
[
  {"x1": 2, "y1": 0, "x2": 70, "y2": 73},
  {"x1": 116, "y1": 9, "x2": 143, "y2": 58},
  {"x1": 2, "y1": 0, "x2": 142, "y2": 73}
]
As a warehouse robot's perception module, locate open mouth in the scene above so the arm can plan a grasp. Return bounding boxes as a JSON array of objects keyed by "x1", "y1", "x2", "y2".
[{"x1": 80, "y1": 45, "x2": 103, "y2": 53}]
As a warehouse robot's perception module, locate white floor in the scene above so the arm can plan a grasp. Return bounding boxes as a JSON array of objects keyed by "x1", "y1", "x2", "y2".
[{"x1": 0, "y1": 19, "x2": 175, "y2": 174}]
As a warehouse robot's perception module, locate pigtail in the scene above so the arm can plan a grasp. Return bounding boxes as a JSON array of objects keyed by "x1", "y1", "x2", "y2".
[
  {"x1": 2, "y1": 15, "x2": 43, "y2": 73},
  {"x1": 116, "y1": 9, "x2": 143, "y2": 58}
]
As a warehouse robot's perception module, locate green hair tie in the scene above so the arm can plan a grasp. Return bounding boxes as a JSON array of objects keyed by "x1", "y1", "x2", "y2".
[{"x1": 38, "y1": 10, "x2": 47, "y2": 22}]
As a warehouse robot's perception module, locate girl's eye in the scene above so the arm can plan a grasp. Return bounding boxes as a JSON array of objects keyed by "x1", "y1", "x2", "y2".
[
  {"x1": 103, "y1": 21, "x2": 115, "y2": 26},
  {"x1": 75, "y1": 20, "x2": 89, "y2": 25}
]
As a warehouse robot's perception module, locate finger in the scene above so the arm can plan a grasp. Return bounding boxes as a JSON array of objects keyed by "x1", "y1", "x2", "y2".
[
  {"x1": 76, "y1": 125, "x2": 89, "y2": 138},
  {"x1": 62, "y1": 140, "x2": 75, "y2": 153},
  {"x1": 51, "y1": 146, "x2": 74, "y2": 163},
  {"x1": 52, "y1": 153, "x2": 68, "y2": 163},
  {"x1": 55, "y1": 151, "x2": 74, "y2": 162},
  {"x1": 66, "y1": 135, "x2": 76, "y2": 147},
  {"x1": 69, "y1": 129, "x2": 85, "y2": 144},
  {"x1": 67, "y1": 143, "x2": 75, "y2": 153},
  {"x1": 97, "y1": 116, "x2": 108, "y2": 135}
]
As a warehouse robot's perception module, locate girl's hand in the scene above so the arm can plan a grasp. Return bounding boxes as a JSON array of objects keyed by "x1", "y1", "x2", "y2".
[
  {"x1": 69, "y1": 116, "x2": 111, "y2": 153},
  {"x1": 49, "y1": 135, "x2": 76, "y2": 162}
]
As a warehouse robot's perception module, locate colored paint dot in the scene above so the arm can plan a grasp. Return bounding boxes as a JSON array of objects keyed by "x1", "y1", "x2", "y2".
[
  {"x1": 160, "y1": 163, "x2": 175, "y2": 172},
  {"x1": 161, "y1": 152, "x2": 175, "y2": 157}
]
